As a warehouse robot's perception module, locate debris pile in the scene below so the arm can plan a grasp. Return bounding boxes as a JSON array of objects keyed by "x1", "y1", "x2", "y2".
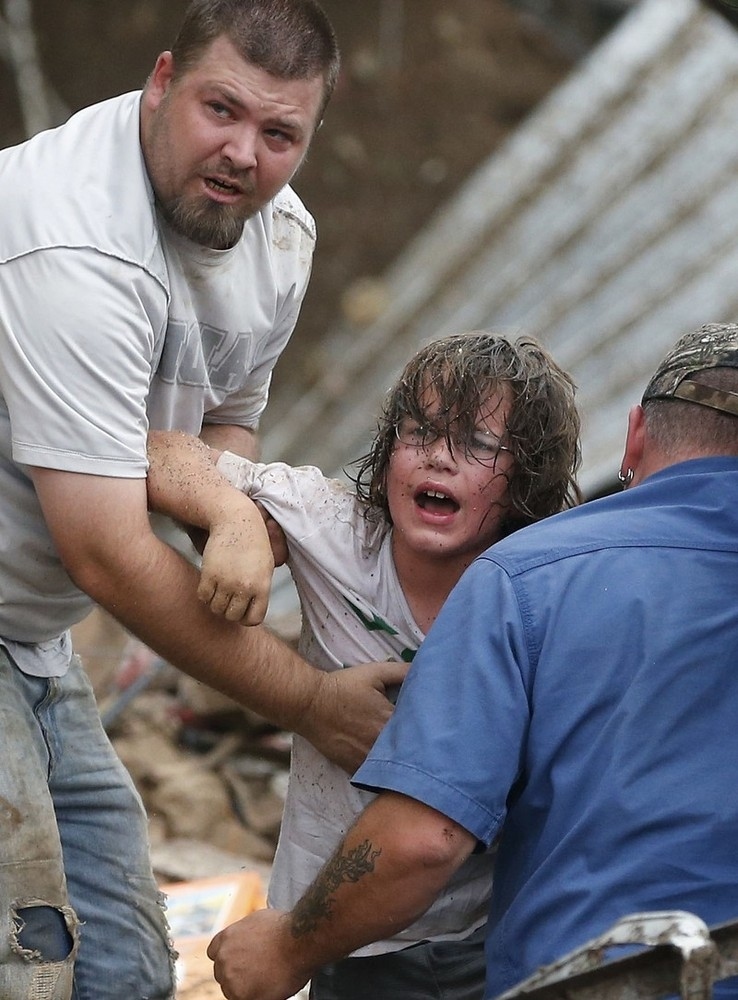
[{"x1": 72, "y1": 609, "x2": 297, "y2": 886}]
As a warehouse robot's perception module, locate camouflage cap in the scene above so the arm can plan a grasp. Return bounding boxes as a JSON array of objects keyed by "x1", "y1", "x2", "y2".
[{"x1": 641, "y1": 323, "x2": 738, "y2": 417}]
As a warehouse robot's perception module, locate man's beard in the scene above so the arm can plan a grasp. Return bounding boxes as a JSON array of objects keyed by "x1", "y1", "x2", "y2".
[{"x1": 159, "y1": 193, "x2": 252, "y2": 250}]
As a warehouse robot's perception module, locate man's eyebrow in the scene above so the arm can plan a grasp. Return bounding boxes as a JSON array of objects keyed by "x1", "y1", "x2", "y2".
[
  {"x1": 204, "y1": 84, "x2": 244, "y2": 109},
  {"x1": 205, "y1": 84, "x2": 306, "y2": 132}
]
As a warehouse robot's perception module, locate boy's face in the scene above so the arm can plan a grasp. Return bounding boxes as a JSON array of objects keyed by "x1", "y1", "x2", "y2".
[{"x1": 387, "y1": 387, "x2": 514, "y2": 568}]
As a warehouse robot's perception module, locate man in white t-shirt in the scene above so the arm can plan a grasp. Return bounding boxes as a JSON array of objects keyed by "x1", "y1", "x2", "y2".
[{"x1": 0, "y1": 3, "x2": 404, "y2": 998}]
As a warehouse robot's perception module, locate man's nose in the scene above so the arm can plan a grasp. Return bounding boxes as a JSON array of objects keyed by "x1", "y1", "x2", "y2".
[{"x1": 222, "y1": 126, "x2": 258, "y2": 169}]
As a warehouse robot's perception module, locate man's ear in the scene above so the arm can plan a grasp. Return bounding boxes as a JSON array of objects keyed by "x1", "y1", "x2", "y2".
[
  {"x1": 143, "y1": 51, "x2": 175, "y2": 110},
  {"x1": 619, "y1": 404, "x2": 646, "y2": 485}
]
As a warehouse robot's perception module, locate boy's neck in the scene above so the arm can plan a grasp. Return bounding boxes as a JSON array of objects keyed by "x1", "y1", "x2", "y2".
[{"x1": 391, "y1": 537, "x2": 483, "y2": 634}]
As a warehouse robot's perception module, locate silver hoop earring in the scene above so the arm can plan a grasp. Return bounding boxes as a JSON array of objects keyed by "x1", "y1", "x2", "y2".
[{"x1": 618, "y1": 468, "x2": 634, "y2": 487}]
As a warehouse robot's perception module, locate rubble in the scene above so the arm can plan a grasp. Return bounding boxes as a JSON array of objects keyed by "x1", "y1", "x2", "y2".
[{"x1": 71, "y1": 606, "x2": 301, "y2": 996}]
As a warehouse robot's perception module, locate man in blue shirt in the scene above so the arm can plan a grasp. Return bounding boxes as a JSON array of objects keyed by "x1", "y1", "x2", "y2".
[{"x1": 209, "y1": 324, "x2": 738, "y2": 1000}]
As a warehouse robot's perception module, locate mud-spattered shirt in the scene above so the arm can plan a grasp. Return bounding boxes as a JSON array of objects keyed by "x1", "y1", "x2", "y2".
[{"x1": 217, "y1": 452, "x2": 494, "y2": 957}]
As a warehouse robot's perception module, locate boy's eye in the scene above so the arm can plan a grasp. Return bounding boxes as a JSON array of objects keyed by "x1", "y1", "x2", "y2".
[
  {"x1": 396, "y1": 420, "x2": 435, "y2": 447},
  {"x1": 406, "y1": 422, "x2": 429, "y2": 442},
  {"x1": 471, "y1": 432, "x2": 503, "y2": 454}
]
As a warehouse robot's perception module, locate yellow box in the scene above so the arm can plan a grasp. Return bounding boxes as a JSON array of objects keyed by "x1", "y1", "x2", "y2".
[{"x1": 162, "y1": 871, "x2": 266, "y2": 995}]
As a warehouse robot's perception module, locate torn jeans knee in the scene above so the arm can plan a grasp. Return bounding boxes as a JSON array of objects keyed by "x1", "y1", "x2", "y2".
[
  {"x1": 12, "y1": 900, "x2": 78, "y2": 961},
  {"x1": 0, "y1": 898, "x2": 79, "y2": 1000},
  {"x1": 0, "y1": 655, "x2": 174, "y2": 998}
]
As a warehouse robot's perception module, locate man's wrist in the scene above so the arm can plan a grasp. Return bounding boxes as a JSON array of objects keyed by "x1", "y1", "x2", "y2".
[{"x1": 285, "y1": 662, "x2": 327, "y2": 743}]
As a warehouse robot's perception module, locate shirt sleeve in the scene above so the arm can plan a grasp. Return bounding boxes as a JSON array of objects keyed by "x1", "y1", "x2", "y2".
[
  {"x1": 216, "y1": 451, "x2": 352, "y2": 543},
  {"x1": 352, "y1": 557, "x2": 532, "y2": 846},
  {"x1": 0, "y1": 247, "x2": 166, "y2": 476}
]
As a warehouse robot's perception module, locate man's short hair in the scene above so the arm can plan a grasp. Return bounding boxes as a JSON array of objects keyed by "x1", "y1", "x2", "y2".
[{"x1": 171, "y1": 0, "x2": 340, "y2": 123}]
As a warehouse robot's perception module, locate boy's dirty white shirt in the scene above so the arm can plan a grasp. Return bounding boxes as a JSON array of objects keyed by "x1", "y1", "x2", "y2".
[{"x1": 217, "y1": 452, "x2": 493, "y2": 956}]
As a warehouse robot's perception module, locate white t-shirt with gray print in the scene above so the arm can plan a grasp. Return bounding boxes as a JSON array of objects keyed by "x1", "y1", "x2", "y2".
[{"x1": 0, "y1": 91, "x2": 315, "y2": 670}]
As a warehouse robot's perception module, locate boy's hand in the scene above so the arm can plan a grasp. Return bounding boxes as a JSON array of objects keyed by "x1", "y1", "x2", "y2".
[
  {"x1": 145, "y1": 430, "x2": 277, "y2": 625},
  {"x1": 197, "y1": 503, "x2": 275, "y2": 626}
]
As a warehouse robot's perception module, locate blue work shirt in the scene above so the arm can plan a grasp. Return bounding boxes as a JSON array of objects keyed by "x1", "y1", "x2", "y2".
[{"x1": 355, "y1": 457, "x2": 738, "y2": 998}]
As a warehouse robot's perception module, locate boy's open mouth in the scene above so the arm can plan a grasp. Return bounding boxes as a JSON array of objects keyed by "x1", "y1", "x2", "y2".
[{"x1": 415, "y1": 488, "x2": 460, "y2": 514}]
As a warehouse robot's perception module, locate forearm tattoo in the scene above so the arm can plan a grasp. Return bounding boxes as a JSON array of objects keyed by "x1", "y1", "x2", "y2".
[{"x1": 291, "y1": 838, "x2": 381, "y2": 937}]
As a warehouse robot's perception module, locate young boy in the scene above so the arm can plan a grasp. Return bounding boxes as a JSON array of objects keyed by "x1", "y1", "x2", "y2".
[{"x1": 147, "y1": 331, "x2": 581, "y2": 1000}]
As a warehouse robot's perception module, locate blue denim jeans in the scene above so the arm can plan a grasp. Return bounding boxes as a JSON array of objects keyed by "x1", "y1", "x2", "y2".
[{"x1": 0, "y1": 646, "x2": 175, "y2": 999}]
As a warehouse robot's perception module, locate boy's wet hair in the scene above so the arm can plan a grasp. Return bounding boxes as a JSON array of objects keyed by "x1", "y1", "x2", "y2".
[{"x1": 352, "y1": 331, "x2": 582, "y2": 535}]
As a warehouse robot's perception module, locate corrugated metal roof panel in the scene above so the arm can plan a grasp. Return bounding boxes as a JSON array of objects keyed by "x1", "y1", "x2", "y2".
[{"x1": 264, "y1": 0, "x2": 738, "y2": 499}]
